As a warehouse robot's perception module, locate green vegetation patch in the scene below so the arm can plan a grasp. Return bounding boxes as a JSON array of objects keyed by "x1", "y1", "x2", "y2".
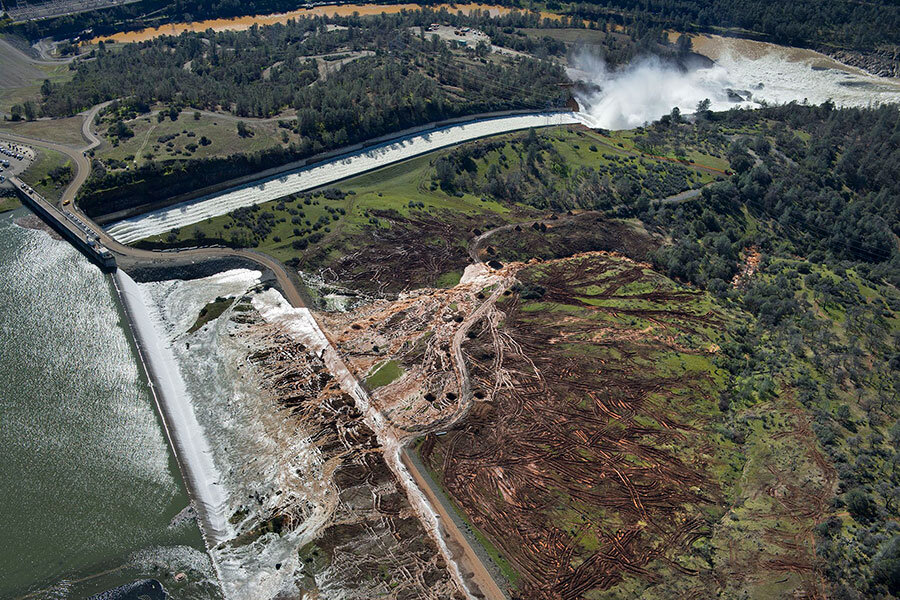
[
  {"x1": 17, "y1": 147, "x2": 72, "y2": 202},
  {"x1": 0, "y1": 38, "x2": 73, "y2": 115},
  {"x1": 0, "y1": 116, "x2": 87, "y2": 147},
  {"x1": 365, "y1": 359, "x2": 403, "y2": 389},
  {"x1": 145, "y1": 125, "x2": 724, "y2": 295},
  {"x1": 96, "y1": 106, "x2": 284, "y2": 168},
  {"x1": 187, "y1": 296, "x2": 232, "y2": 333},
  {"x1": 0, "y1": 193, "x2": 21, "y2": 213}
]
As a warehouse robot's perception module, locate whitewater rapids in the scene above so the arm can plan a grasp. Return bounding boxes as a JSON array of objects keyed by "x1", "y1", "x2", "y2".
[
  {"x1": 572, "y1": 37, "x2": 900, "y2": 130},
  {"x1": 113, "y1": 270, "x2": 232, "y2": 579}
]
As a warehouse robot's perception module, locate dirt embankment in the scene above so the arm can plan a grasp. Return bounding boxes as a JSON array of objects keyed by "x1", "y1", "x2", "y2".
[{"x1": 224, "y1": 305, "x2": 464, "y2": 599}]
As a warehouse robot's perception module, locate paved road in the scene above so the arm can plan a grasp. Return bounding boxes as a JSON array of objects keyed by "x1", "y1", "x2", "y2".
[
  {"x1": 401, "y1": 449, "x2": 509, "y2": 600},
  {"x1": 0, "y1": 36, "x2": 77, "y2": 67},
  {"x1": 0, "y1": 125, "x2": 307, "y2": 308}
]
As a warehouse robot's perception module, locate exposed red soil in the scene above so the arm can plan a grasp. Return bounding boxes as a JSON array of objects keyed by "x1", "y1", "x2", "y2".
[{"x1": 420, "y1": 254, "x2": 728, "y2": 599}]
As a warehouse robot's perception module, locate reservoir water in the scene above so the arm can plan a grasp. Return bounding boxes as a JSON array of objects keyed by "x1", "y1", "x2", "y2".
[{"x1": 0, "y1": 210, "x2": 218, "y2": 599}]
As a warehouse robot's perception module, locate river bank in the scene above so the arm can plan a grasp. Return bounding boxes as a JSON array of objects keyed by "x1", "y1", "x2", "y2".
[{"x1": 89, "y1": 3, "x2": 563, "y2": 45}]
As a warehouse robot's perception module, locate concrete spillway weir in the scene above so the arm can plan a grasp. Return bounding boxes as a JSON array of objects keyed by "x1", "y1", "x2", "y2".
[
  {"x1": 11, "y1": 178, "x2": 117, "y2": 271},
  {"x1": 112, "y1": 270, "x2": 230, "y2": 580}
]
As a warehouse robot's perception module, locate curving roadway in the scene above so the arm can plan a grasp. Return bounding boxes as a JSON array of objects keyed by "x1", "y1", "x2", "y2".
[{"x1": 0, "y1": 118, "x2": 308, "y2": 307}]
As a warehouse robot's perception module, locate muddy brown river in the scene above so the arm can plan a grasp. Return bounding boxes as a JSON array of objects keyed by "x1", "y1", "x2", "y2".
[{"x1": 91, "y1": 3, "x2": 562, "y2": 44}]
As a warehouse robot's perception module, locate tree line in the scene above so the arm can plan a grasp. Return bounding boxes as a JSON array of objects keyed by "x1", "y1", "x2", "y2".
[{"x1": 5, "y1": 0, "x2": 895, "y2": 54}]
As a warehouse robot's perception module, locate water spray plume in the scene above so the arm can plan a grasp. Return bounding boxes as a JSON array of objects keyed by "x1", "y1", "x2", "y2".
[
  {"x1": 571, "y1": 42, "x2": 900, "y2": 130},
  {"x1": 571, "y1": 52, "x2": 752, "y2": 129}
]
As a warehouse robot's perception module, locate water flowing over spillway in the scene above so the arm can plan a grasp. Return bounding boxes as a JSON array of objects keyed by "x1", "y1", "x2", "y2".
[
  {"x1": 104, "y1": 44, "x2": 900, "y2": 245},
  {"x1": 118, "y1": 268, "x2": 464, "y2": 599},
  {"x1": 113, "y1": 270, "x2": 233, "y2": 550},
  {"x1": 124, "y1": 269, "x2": 337, "y2": 599},
  {"x1": 105, "y1": 112, "x2": 582, "y2": 244}
]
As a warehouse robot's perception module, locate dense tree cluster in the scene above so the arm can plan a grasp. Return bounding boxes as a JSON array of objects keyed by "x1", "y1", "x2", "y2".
[
  {"x1": 647, "y1": 104, "x2": 899, "y2": 290},
  {"x1": 41, "y1": 14, "x2": 566, "y2": 119},
  {"x1": 563, "y1": 0, "x2": 899, "y2": 50}
]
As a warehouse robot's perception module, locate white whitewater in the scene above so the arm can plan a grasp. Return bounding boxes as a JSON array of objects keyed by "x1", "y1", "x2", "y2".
[
  {"x1": 112, "y1": 263, "x2": 486, "y2": 598},
  {"x1": 573, "y1": 43, "x2": 900, "y2": 130},
  {"x1": 130, "y1": 269, "x2": 347, "y2": 600},
  {"x1": 113, "y1": 270, "x2": 232, "y2": 579},
  {"x1": 105, "y1": 112, "x2": 582, "y2": 244}
]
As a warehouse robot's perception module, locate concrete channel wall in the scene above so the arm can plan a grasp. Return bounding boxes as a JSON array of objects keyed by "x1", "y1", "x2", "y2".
[
  {"x1": 94, "y1": 108, "x2": 573, "y2": 226},
  {"x1": 106, "y1": 111, "x2": 582, "y2": 244}
]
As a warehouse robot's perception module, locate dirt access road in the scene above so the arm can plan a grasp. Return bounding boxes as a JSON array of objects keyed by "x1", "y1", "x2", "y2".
[{"x1": 402, "y1": 449, "x2": 510, "y2": 600}]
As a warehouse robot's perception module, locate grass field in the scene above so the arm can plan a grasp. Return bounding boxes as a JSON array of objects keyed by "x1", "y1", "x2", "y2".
[
  {"x1": 17, "y1": 147, "x2": 72, "y2": 202},
  {"x1": 365, "y1": 359, "x2": 403, "y2": 389},
  {"x1": 0, "y1": 195, "x2": 21, "y2": 213},
  {"x1": 0, "y1": 116, "x2": 87, "y2": 147},
  {"x1": 96, "y1": 108, "x2": 292, "y2": 168},
  {"x1": 188, "y1": 297, "x2": 233, "y2": 333},
  {"x1": 0, "y1": 38, "x2": 74, "y2": 115}
]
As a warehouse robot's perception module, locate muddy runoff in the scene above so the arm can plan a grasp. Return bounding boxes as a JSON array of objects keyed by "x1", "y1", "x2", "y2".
[
  {"x1": 134, "y1": 267, "x2": 468, "y2": 599},
  {"x1": 150, "y1": 256, "x2": 530, "y2": 598}
]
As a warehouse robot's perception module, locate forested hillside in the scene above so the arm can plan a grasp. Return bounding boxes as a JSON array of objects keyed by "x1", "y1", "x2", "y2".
[
  {"x1": 41, "y1": 14, "x2": 566, "y2": 118},
  {"x1": 642, "y1": 105, "x2": 900, "y2": 599},
  {"x1": 65, "y1": 13, "x2": 573, "y2": 214}
]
